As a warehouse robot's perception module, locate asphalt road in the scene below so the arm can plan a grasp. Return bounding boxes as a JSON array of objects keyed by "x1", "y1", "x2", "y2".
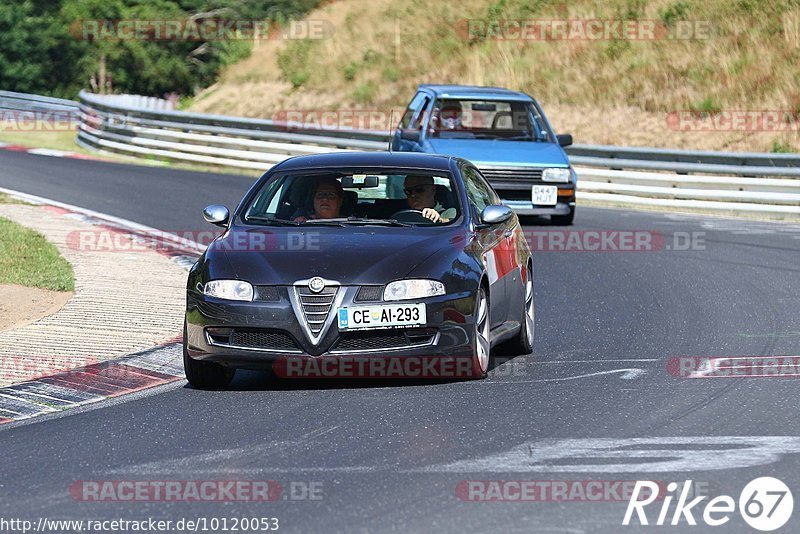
[{"x1": 1, "y1": 150, "x2": 800, "y2": 533}]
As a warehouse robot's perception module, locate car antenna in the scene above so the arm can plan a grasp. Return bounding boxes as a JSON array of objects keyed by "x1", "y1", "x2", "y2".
[{"x1": 388, "y1": 108, "x2": 398, "y2": 153}]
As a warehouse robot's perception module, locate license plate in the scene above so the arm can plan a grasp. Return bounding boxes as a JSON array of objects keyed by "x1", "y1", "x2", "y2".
[
  {"x1": 532, "y1": 185, "x2": 558, "y2": 206},
  {"x1": 338, "y1": 303, "x2": 426, "y2": 331}
]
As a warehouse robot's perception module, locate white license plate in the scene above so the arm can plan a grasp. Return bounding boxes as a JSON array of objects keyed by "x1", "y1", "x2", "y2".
[
  {"x1": 532, "y1": 185, "x2": 558, "y2": 206},
  {"x1": 338, "y1": 303, "x2": 426, "y2": 331}
]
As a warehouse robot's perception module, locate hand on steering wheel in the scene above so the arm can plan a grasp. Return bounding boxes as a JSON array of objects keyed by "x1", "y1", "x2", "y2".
[
  {"x1": 389, "y1": 209, "x2": 430, "y2": 223},
  {"x1": 420, "y1": 208, "x2": 442, "y2": 223}
]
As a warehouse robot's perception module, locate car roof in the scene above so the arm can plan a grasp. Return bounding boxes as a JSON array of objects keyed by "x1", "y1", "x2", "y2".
[
  {"x1": 418, "y1": 84, "x2": 533, "y2": 101},
  {"x1": 272, "y1": 151, "x2": 456, "y2": 172}
]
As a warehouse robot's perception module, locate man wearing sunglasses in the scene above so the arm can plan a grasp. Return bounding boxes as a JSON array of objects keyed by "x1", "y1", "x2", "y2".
[
  {"x1": 403, "y1": 175, "x2": 456, "y2": 223},
  {"x1": 294, "y1": 178, "x2": 344, "y2": 222}
]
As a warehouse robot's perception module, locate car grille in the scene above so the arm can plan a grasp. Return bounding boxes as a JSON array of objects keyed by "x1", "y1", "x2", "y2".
[
  {"x1": 254, "y1": 286, "x2": 280, "y2": 302},
  {"x1": 208, "y1": 328, "x2": 300, "y2": 351},
  {"x1": 333, "y1": 329, "x2": 438, "y2": 352},
  {"x1": 296, "y1": 286, "x2": 338, "y2": 336},
  {"x1": 355, "y1": 285, "x2": 383, "y2": 302},
  {"x1": 478, "y1": 166, "x2": 544, "y2": 182}
]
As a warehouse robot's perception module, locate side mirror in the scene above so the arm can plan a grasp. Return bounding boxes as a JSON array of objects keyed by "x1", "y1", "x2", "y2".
[
  {"x1": 400, "y1": 129, "x2": 421, "y2": 142},
  {"x1": 480, "y1": 205, "x2": 513, "y2": 225},
  {"x1": 557, "y1": 133, "x2": 573, "y2": 147},
  {"x1": 203, "y1": 204, "x2": 229, "y2": 227}
]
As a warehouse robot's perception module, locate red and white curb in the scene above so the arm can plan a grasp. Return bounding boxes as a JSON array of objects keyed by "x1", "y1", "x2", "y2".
[
  {"x1": 0, "y1": 188, "x2": 205, "y2": 425},
  {"x1": 0, "y1": 343, "x2": 185, "y2": 423},
  {"x1": 0, "y1": 141, "x2": 106, "y2": 161}
]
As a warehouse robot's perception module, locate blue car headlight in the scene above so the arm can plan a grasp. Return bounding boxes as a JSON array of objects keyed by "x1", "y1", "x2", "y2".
[
  {"x1": 384, "y1": 279, "x2": 445, "y2": 301},
  {"x1": 204, "y1": 280, "x2": 254, "y2": 301}
]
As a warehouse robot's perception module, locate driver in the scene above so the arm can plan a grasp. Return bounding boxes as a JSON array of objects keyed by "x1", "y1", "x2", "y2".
[
  {"x1": 403, "y1": 175, "x2": 456, "y2": 223},
  {"x1": 294, "y1": 178, "x2": 344, "y2": 221}
]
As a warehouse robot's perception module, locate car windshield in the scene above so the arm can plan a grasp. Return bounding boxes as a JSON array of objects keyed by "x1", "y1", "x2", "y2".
[
  {"x1": 429, "y1": 98, "x2": 550, "y2": 141},
  {"x1": 244, "y1": 169, "x2": 461, "y2": 226}
]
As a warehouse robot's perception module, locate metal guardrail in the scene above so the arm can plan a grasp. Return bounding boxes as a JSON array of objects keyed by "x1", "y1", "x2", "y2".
[
  {"x1": 575, "y1": 167, "x2": 800, "y2": 216},
  {"x1": 3, "y1": 90, "x2": 798, "y2": 218},
  {"x1": 0, "y1": 90, "x2": 79, "y2": 114},
  {"x1": 566, "y1": 144, "x2": 800, "y2": 169},
  {"x1": 76, "y1": 91, "x2": 388, "y2": 169}
]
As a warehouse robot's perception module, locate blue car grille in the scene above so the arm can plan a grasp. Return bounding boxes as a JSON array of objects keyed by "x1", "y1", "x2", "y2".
[{"x1": 478, "y1": 166, "x2": 544, "y2": 182}]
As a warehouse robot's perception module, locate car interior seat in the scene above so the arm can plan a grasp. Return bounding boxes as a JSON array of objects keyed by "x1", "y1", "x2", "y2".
[{"x1": 434, "y1": 184, "x2": 456, "y2": 211}]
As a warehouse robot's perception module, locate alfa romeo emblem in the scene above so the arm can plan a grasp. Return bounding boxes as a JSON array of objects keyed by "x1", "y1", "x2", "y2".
[{"x1": 308, "y1": 277, "x2": 325, "y2": 293}]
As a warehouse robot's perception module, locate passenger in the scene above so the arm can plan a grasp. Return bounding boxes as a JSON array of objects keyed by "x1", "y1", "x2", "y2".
[
  {"x1": 294, "y1": 178, "x2": 344, "y2": 221},
  {"x1": 435, "y1": 101, "x2": 463, "y2": 131},
  {"x1": 403, "y1": 175, "x2": 456, "y2": 223}
]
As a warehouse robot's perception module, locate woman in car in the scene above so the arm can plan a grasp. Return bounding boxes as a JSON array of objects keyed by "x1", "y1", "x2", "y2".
[{"x1": 294, "y1": 178, "x2": 344, "y2": 221}]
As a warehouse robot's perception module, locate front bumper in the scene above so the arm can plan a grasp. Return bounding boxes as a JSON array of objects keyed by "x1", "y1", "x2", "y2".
[
  {"x1": 502, "y1": 200, "x2": 575, "y2": 216},
  {"x1": 499, "y1": 183, "x2": 576, "y2": 216},
  {"x1": 185, "y1": 287, "x2": 478, "y2": 370}
]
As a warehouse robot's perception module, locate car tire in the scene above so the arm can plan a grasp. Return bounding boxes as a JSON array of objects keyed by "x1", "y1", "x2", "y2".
[
  {"x1": 183, "y1": 323, "x2": 235, "y2": 389},
  {"x1": 551, "y1": 207, "x2": 575, "y2": 225},
  {"x1": 470, "y1": 286, "x2": 491, "y2": 379},
  {"x1": 504, "y1": 264, "x2": 534, "y2": 355}
]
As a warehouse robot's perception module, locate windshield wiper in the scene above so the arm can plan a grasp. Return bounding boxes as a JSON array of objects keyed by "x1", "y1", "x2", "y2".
[
  {"x1": 246, "y1": 216, "x2": 301, "y2": 226},
  {"x1": 298, "y1": 219, "x2": 347, "y2": 227},
  {"x1": 340, "y1": 217, "x2": 415, "y2": 227},
  {"x1": 496, "y1": 134, "x2": 534, "y2": 141}
]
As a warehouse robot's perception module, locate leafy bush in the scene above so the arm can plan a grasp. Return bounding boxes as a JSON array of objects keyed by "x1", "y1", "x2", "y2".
[
  {"x1": 0, "y1": 0, "x2": 322, "y2": 98},
  {"x1": 343, "y1": 61, "x2": 359, "y2": 81},
  {"x1": 277, "y1": 39, "x2": 316, "y2": 88}
]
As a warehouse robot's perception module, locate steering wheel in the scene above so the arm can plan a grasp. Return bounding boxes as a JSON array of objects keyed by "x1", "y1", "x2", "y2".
[{"x1": 389, "y1": 209, "x2": 431, "y2": 223}]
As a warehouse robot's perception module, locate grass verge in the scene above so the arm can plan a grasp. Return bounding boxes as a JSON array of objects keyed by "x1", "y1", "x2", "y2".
[
  {"x1": 0, "y1": 193, "x2": 25, "y2": 205},
  {"x1": 0, "y1": 216, "x2": 74, "y2": 291}
]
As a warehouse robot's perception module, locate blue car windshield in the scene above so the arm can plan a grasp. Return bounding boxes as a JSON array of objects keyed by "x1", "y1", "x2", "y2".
[
  {"x1": 429, "y1": 99, "x2": 549, "y2": 141},
  {"x1": 244, "y1": 170, "x2": 461, "y2": 226}
]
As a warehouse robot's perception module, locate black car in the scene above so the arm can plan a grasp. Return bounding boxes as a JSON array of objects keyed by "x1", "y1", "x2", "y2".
[{"x1": 184, "y1": 152, "x2": 534, "y2": 388}]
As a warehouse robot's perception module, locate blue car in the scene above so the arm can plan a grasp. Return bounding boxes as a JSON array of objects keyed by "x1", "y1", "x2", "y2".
[{"x1": 391, "y1": 84, "x2": 576, "y2": 224}]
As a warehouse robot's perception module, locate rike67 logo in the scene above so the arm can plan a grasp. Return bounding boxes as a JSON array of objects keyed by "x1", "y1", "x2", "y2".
[{"x1": 623, "y1": 477, "x2": 793, "y2": 531}]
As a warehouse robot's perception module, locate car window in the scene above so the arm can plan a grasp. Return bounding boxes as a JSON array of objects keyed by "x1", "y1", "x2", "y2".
[
  {"x1": 244, "y1": 169, "x2": 461, "y2": 226},
  {"x1": 430, "y1": 98, "x2": 547, "y2": 141},
  {"x1": 409, "y1": 97, "x2": 431, "y2": 131},
  {"x1": 461, "y1": 165, "x2": 498, "y2": 213},
  {"x1": 399, "y1": 92, "x2": 428, "y2": 130}
]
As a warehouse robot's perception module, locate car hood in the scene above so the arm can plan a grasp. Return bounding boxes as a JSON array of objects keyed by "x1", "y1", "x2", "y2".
[
  {"x1": 214, "y1": 226, "x2": 465, "y2": 285},
  {"x1": 426, "y1": 138, "x2": 569, "y2": 166}
]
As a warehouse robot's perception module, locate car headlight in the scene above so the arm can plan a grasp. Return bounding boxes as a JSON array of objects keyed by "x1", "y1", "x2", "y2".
[
  {"x1": 383, "y1": 279, "x2": 445, "y2": 301},
  {"x1": 203, "y1": 280, "x2": 254, "y2": 301},
  {"x1": 542, "y1": 168, "x2": 571, "y2": 182}
]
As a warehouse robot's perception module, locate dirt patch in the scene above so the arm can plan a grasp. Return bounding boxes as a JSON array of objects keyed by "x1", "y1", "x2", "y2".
[{"x1": 0, "y1": 284, "x2": 72, "y2": 332}]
